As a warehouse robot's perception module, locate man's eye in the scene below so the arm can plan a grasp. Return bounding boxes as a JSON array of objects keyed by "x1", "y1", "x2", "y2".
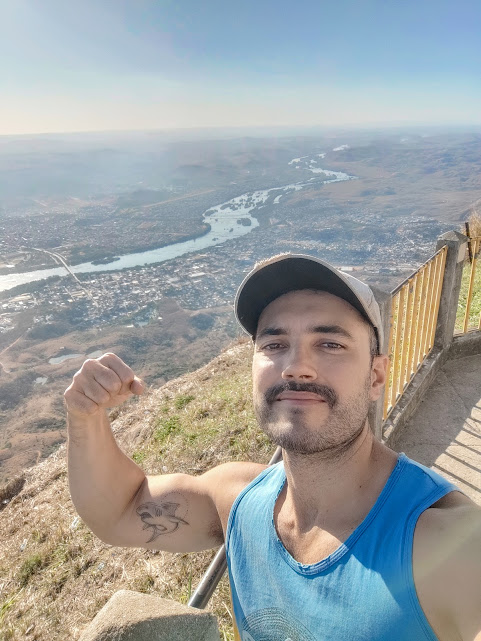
[
  {"x1": 263, "y1": 342, "x2": 283, "y2": 351},
  {"x1": 322, "y1": 342, "x2": 343, "y2": 350}
]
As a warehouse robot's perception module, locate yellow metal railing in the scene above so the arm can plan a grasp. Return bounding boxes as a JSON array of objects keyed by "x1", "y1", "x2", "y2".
[
  {"x1": 382, "y1": 245, "x2": 448, "y2": 421},
  {"x1": 456, "y1": 234, "x2": 481, "y2": 334}
]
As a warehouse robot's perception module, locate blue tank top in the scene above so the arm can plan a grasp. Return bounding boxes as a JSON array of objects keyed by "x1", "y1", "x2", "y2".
[{"x1": 225, "y1": 453, "x2": 458, "y2": 641}]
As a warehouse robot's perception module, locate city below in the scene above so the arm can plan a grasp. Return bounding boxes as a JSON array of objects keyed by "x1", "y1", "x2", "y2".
[{"x1": 0, "y1": 127, "x2": 479, "y2": 483}]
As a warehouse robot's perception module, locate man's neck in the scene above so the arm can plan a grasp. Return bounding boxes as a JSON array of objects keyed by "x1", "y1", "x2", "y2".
[{"x1": 279, "y1": 423, "x2": 398, "y2": 534}]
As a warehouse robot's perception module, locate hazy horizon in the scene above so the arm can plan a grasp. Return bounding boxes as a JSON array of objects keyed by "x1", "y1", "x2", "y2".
[
  {"x1": 2, "y1": 122, "x2": 481, "y2": 142},
  {"x1": 1, "y1": 0, "x2": 480, "y2": 136}
]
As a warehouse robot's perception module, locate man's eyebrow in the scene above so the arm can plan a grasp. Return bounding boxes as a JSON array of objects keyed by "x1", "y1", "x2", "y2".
[
  {"x1": 256, "y1": 327, "x2": 287, "y2": 339},
  {"x1": 310, "y1": 325, "x2": 354, "y2": 340},
  {"x1": 256, "y1": 325, "x2": 354, "y2": 340}
]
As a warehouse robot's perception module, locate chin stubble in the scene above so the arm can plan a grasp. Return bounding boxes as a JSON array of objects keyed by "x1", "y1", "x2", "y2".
[{"x1": 255, "y1": 378, "x2": 371, "y2": 456}]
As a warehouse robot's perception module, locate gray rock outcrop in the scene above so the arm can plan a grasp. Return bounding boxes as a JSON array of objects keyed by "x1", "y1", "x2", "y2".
[{"x1": 79, "y1": 589, "x2": 220, "y2": 641}]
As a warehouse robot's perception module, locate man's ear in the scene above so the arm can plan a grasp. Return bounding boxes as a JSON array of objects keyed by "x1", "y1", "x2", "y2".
[{"x1": 370, "y1": 354, "x2": 389, "y2": 402}]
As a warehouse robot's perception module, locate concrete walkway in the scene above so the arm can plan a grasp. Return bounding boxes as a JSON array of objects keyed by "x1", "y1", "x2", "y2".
[{"x1": 392, "y1": 352, "x2": 481, "y2": 505}]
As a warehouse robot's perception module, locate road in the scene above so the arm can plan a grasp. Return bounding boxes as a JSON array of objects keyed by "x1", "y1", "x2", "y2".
[{"x1": 27, "y1": 247, "x2": 98, "y2": 305}]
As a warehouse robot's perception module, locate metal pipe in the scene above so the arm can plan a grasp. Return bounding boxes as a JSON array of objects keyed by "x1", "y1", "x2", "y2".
[
  {"x1": 406, "y1": 271, "x2": 421, "y2": 381},
  {"x1": 422, "y1": 253, "x2": 438, "y2": 356},
  {"x1": 399, "y1": 278, "x2": 414, "y2": 394},
  {"x1": 187, "y1": 544, "x2": 228, "y2": 609},
  {"x1": 188, "y1": 445, "x2": 283, "y2": 609},
  {"x1": 382, "y1": 295, "x2": 396, "y2": 420},
  {"x1": 391, "y1": 285, "x2": 407, "y2": 408},
  {"x1": 463, "y1": 237, "x2": 479, "y2": 333},
  {"x1": 428, "y1": 247, "x2": 447, "y2": 349},
  {"x1": 425, "y1": 251, "x2": 442, "y2": 354},
  {"x1": 418, "y1": 261, "x2": 433, "y2": 361}
]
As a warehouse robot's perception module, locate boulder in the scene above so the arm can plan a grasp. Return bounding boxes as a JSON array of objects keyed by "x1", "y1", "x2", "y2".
[{"x1": 79, "y1": 589, "x2": 220, "y2": 641}]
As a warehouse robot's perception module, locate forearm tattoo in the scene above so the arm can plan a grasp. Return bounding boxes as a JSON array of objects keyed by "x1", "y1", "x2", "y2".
[{"x1": 136, "y1": 493, "x2": 189, "y2": 543}]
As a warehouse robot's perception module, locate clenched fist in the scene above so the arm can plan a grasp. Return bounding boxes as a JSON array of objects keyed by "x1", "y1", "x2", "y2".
[{"x1": 64, "y1": 353, "x2": 145, "y2": 418}]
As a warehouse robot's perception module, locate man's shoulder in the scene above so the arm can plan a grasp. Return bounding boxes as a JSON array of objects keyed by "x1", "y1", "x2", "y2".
[
  {"x1": 414, "y1": 491, "x2": 481, "y2": 641},
  {"x1": 201, "y1": 461, "x2": 268, "y2": 526},
  {"x1": 415, "y1": 490, "x2": 481, "y2": 558},
  {"x1": 417, "y1": 490, "x2": 481, "y2": 536},
  {"x1": 203, "y1": 460, "x2": 268, "y2": 488}
]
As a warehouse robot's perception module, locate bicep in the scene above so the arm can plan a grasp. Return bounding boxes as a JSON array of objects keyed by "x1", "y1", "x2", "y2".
[
  {"x1": 420, "y1": 501, "x2": 481, "y2": 641},
  {"x1": 111, "y1": 472, "x2": 224, "y2": 552},
  {"x1": 458, "y1": 546, "x2": 481, "y2": 641},
  {"x1": 454, "y1": 512, "x2": 481, "y2": 641}
]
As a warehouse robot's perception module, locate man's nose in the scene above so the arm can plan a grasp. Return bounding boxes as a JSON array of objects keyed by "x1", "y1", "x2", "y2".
[{"x1": 281, "y1": 346, "x2": 317, "y2": 380}]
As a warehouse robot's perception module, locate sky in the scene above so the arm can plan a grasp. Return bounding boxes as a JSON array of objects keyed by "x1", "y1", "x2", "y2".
[{"x1": 1, "y1": 0, "x2": 481, "y2": 135}]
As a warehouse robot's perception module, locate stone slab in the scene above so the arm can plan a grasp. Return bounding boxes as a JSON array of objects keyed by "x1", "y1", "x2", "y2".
[{"x1": 79, "y1": 590, "x2": 220, "y2": 641}]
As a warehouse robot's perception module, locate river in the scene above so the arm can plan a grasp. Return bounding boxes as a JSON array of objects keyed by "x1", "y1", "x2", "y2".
[{"x1": 0, "y1": 155, "x2": 355, "y2": 293}]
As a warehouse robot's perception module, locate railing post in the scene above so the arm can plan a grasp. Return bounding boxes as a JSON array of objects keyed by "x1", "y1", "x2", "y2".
[
  {"x1": 434, "y1": 231, "x2": 468, "y2": 350},
  {"x1": 368, "y1": 286, "x2": 392, "y2": 441}
]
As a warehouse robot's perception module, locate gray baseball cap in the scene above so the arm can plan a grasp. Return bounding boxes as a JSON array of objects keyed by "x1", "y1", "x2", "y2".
[{"x1": 235, "y1": 253, "x2": 383, "y2": 351}]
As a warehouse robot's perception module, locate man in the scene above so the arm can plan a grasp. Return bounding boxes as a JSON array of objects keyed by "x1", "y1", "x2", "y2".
[{"x1": 65, "y1": 253, "x2": 481, "y2": 641}]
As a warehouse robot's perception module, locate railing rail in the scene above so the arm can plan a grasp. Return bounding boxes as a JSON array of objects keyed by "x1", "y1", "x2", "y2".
[
  {"x1": 382, "y1": 246, "x2": 447, "y2": 421},
  {"x1": 459, "y1": 233, "x2": 481, "y2": 333}
]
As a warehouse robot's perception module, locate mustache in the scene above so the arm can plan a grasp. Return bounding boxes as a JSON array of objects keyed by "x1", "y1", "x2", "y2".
[{"x1": 264, "y1": 381, "x2": 337, "y2": 409}]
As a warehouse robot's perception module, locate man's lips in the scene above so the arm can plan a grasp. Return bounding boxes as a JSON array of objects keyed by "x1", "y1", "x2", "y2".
[
  {"x1": 264, "y1": 383, "x2": 337, "y2": 408},
  {"x1": 276, "y1": 391, "x2": 326, "y2": 402}
]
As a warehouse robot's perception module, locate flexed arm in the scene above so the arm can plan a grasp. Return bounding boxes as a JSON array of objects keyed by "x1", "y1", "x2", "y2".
[
  {"x1": 65, "y1": 353, "x2": 264, "y2": 551},
  {"x1": 65, "y1": 353, "x2": 148, "y2": 543}
]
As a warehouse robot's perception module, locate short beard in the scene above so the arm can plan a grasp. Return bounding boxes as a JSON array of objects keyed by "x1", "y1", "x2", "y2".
[{"x1": 254, "y1": 377, "x2": 372, "y2": 458}]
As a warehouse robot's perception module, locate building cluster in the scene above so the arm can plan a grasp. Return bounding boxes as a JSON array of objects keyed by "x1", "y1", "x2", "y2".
[
  {"x1": 0, "y1": 189, "x2": 228, "y2": 274},
  {"x1": 0, "y1": 178, "x2": 447, "y2": 340},
  {"x1": 0, "y1": 207, "x2": 443, "y2": 339}
]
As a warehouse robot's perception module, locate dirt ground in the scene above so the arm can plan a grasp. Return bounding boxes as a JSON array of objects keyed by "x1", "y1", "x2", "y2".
[{"x1": 0, "y1": 299, "x2": 237, "y2": 485}]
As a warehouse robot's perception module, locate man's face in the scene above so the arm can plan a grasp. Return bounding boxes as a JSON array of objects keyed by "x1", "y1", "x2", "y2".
[{"x1": 252, "y1": 289, "x2": 385, "y2": 457}]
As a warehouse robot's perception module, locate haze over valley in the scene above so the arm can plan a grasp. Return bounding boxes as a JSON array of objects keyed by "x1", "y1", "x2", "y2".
[{"x1": 1, "y1": 126, "x2": 480, "y2": 484}]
